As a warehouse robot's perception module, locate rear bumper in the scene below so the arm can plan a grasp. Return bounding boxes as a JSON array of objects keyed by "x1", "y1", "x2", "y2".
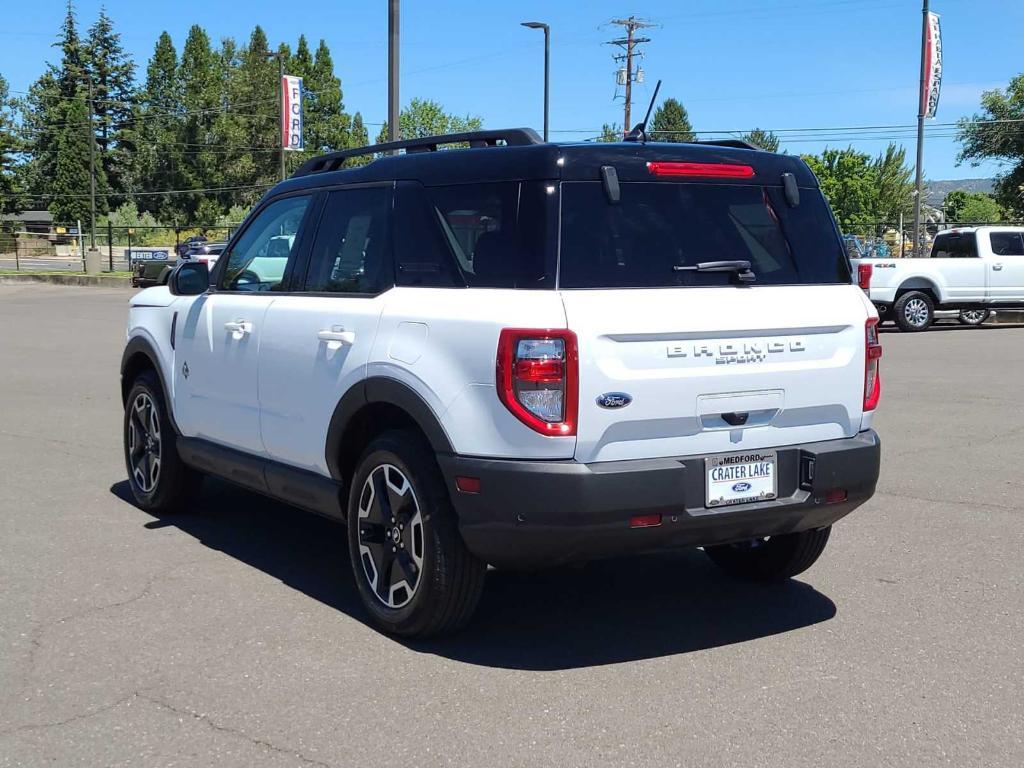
[{"x1": 439, "y1": 430, "x2": 880, "y2": 568}]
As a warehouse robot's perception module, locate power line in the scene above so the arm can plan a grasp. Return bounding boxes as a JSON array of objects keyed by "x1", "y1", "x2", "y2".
[{"x1": 605, "y1": 17, "x2": 656, "y2": 134}]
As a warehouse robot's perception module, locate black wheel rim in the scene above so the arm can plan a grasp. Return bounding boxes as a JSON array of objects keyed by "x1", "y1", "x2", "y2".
[
  {"x1": 357, "y1": 464, "x2": 424, "y2": 609},
  {"x1": 127, "y1": 392, "x2": 161, "y2": 493}
]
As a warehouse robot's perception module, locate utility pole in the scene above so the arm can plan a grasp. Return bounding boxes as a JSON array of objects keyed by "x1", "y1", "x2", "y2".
[
  {"x1": 606, "y1": 17, "x2": 654, "y2": 136},
  {"x1": 388, "y1": 0, "x2": 400, "y2": 148},
  {"x1": 912, "y1": 0, "x2": 930, "y2": 256},
  {"x1": 278, "y1": 54, "x2": 286, "y2": 181},
  {"x1": 87, "y1": 77, "x2": 96, "y2": 250},
  {"x1": 521, "y1": 22, "x2": 550, "y2": 142}
]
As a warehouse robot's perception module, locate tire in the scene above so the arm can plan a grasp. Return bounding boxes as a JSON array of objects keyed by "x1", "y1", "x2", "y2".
[
  {"x1": 123, "y1": 369, "x2": 202, "y2": 513},
  {"x1": 894, "y1": 291, "x2": 934, "y2": 332},
  {"x1": 347, "y1": 430, "x2": 486, "y2": 637},
  {"x1": 704, "y1": 526, "x2": 831, "y2": 581},
  {"x1": 958, "y1": 309, "x2": 990, "y2": 326}
]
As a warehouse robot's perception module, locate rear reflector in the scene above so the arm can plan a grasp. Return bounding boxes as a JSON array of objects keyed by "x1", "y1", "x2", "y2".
[
  {"x1": 646, "y1": 161, "x2": 755, "y2": 179},
  {"x1": 629, "y1": 513, "x2": 662, "y2": 529},
  {"x1": 824, "y1": 489, "x2": 848, "y2": 504},
  {"x1": 858, "y1": 262, "x2": 873, "y2": 290},
  {"x1": 455, "y1": 476, "x2": 481, "y2": 494}
]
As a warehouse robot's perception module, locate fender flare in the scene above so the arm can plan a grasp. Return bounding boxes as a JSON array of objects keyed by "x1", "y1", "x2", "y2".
[
  {"x1": 324, "y1": 377, "x2": 454, "y2": 481},
  {"x1": 120, "y1": 335, "x2": 181, "y2": 434},
  {"x1": 896, "y1": 275, "x2": 944, "y2": 303}
]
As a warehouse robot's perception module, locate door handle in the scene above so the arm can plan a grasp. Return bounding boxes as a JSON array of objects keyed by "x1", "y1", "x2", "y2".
[
  {"x1": 317, "y1": 327, "x2": 356, "y2": 346},
  {"x1": 224, "y1": 320, "x2": 253, "y2": 337},
  {"x1": 993, "y1": 263, "x2": 1004, "y2": 271}
]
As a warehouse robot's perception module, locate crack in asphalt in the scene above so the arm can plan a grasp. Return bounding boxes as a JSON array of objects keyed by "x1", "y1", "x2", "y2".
[
  {"x1": 0, "y1": 692, "x2": 138, "y2": 738},
  {"x1": 18, "y1": 560, "x2": 200, "y2": 688},
  {"x1": 137, "y1": 693, "x2": 336, "y2": 768}
]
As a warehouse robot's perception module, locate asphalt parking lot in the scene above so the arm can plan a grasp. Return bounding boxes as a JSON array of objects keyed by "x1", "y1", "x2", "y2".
[{"x1": 1, "y1": 284, "x2": 1022, "y2": 768}]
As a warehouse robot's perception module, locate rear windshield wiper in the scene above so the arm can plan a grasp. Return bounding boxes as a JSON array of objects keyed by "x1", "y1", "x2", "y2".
[{"x1": 673, "y1": 260, "x2": 756, "y2": 283}]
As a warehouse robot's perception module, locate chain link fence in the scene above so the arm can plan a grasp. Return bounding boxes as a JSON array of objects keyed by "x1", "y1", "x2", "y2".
[
  {"x1": 0, "y1": 224, "x2": 241, "y2": 272},
  {"x1": 843, "y1": 219, "x2": 1024, "y2": 259}
]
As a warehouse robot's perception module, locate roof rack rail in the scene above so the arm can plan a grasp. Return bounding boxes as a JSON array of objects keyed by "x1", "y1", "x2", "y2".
[
  {"x1": 292, "y1": 127, "x2": 544, "y2": 177},
  {"x1": 697, "y1": 138, "x2": 762, "y2": 151}
]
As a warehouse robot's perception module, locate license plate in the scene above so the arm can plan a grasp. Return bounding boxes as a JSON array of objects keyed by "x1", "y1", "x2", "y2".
[{"x1": 705, "y1": 451, "x2": 777, "y2": 508}]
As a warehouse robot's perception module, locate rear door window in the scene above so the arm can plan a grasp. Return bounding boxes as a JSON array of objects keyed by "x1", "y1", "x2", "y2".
[
  {"x1": 931, "y1": 233, "x2": 979, "y2": 258},
  {"x1": 558, "y1": 182, "x2": 849, "y2": 288},
  {"x1": 989, "y1": 231, "x2": 1024, "y2": 256},
  {"x1": 425, "y1": 182, "x2": 555, "y2": 289}
]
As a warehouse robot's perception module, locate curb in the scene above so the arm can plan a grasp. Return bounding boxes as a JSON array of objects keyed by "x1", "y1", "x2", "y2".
[{"x1": 0, "y1": 273, "x2": 133, "y2": 287}]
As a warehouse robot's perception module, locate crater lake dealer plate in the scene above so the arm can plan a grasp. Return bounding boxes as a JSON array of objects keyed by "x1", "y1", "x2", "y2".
[{"x1": 705, "y1": 450, "x2": 777, "y2": 508}]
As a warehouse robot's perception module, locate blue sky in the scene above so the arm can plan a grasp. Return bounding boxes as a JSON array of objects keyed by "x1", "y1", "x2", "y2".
[{"x1": 2, "y1": 0, "x2": 1022, "y2": 179}]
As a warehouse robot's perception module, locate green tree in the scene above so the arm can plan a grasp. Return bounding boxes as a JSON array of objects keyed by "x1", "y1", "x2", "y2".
[
  {"x1": 84, "y1": 8, "x2": 136, "y2": 194},
  {"x1": 597, "y1": 123, "x2": 622, "y2": 142},
  {"x1": 375, "y1": 98, "x2": 482, "y2": 143},
  {"x1": 134, "y1": 31, "x2": 182, "y2": 221},
  {"x1": 802, "y1": 144, "x2": 914, "y2": 229},
  {"x1": 345, "y1": 112, "x2": 372, "y2": 167},
  {"x1": 0, "y1": 74, "x2": 22, "y2": 212},
  {"x1": 741, "y1": 128, "x2": 780, "y2": 152},
  {"x1": 957, "y1": 74, "x2": 1024, "y2": 216},
  {"x1": 944, "y1": 190, "x2": 1003, "y2": 223},
  {"x1": 650, "y1": 98, "x2": 694, "y2": 143},
  {"x1": 50, "y1": 94, "x2": 108, "y2": 223},
  {"x1": 303, "y1": 39, "x2": 350, "y2": 154}
]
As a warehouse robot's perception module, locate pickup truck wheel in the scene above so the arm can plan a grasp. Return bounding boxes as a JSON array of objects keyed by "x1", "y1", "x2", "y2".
[
  {"x1": 704, "y1": 526, "x2": 831, "y2": 580},
  {"x1": 958, "y1": 309, "x2": 990, "y2": 326},
  {"x1": 123, "y1": 370, "x2": 202, "y2": 513},
  {"x1": 347, "y1": 431, "x2": 486, "y2": 637},
  {"x1": 894, "y1": 291, "x2": 934, "y2": 332}
]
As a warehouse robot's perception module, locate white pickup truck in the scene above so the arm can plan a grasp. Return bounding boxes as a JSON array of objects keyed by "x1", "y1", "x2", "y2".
[{"x1": 851, "y1": 226, "x2": 1024, "y2": 331}]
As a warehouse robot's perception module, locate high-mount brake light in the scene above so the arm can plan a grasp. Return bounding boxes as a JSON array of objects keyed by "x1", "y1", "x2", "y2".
[
  {"x1": 497, "y1": 329, "x2": 578, "y2": 436},
  {"x1": 646, "y1": 161, "x2": 755, "y2": 179},
  {"x1": 858, "y1": 262, "x2": 873, "y2": 291},
  {"x1": 864, "y1": 318, "x2": 882, "y2": 411}
]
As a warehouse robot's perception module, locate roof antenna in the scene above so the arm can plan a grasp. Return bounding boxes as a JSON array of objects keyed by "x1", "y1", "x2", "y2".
[{"x1": 624, "y1": 79, "x2": 661, "y2": 143}]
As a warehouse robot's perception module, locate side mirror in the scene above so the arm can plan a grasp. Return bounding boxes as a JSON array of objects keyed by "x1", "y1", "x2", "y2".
[{"x1": 168, "y1": 260, "x2": 210, "y2": 296}]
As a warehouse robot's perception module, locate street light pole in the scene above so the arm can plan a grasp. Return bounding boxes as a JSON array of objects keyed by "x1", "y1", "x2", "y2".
[
  {"x1": 388, "y1": 0, "x2": 400, "y2": 148},
  {"x1": 278, "y1": 53, "x2": 285, "y2": 181},
  {"x1": 521, "y1": 21, "x2": 550, "y2": 142},
  {"x1": 87, "y1": 77, "x2": 96, "y2": 249},
  {"x1": 912, "y1": 0, "x2": 930, "y2": 256}
]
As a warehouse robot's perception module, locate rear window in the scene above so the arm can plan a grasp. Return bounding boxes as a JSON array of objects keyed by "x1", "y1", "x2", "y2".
[
  {"x1": 931, "y1": 232, "x2": 978, "y2": 258},
  {"x1": 558, "y1": 182, "x2": 850, "y2": 289},
  {"x1": 989, "y1": 231, "x2": 1024, "y2": 256}
]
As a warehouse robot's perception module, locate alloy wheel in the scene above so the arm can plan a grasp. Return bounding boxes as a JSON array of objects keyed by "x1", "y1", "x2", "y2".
[
  {"x1": 903, "y1": 297, "x2": 929, "y2": 328},
  {"x1": 357, "y1": 464, "x2": 425, "y2": 609},
  {"x1": 960, "y1": 309, "x2": 987, "y2": 324},
  {"x1": 127, "y1": 392, "x2": 162, "y2": 493}
]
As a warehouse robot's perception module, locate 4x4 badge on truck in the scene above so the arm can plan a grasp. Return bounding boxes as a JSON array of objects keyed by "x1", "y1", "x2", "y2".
[{"x1": 597, "y1": 392, "x2": 632, "y2": 409}]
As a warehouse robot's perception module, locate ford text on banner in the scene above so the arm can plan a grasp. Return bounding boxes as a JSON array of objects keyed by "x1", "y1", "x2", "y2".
[
  {"x1": 922, "y1": 12, "x2": 942, "y2": 119},
  {"x1": 281, "y1": 75, "x2": 304, "y2": 151}
]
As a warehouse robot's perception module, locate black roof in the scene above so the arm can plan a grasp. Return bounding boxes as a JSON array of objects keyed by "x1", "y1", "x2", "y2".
[{"x1": 267, "y1": 128, "x2": 818, "y2": 203}]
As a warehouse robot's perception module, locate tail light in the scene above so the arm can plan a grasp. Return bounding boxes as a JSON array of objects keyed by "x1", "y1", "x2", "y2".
[
  {"x1": 496, "y1": 328, "x2": 578, "y2": 436},
  {"x1": 858, "y1": 262, "x2": 873, "y2": 291},
  {"x1": 864, "y1": 318, "x2": 882, "y2": 411}
]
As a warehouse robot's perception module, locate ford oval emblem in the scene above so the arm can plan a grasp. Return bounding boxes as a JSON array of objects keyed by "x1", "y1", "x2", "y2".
[
  {"x1": 596, "y1": 392, "x2": 632, "y2": 409},
  {"x1": 732, "y1": 482, "x2": 752, "y2": 493}
]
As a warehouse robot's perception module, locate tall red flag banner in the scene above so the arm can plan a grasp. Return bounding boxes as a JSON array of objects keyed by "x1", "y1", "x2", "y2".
[
  {"x1": 921, "y1": 12, "x2": 942, "y2": 118},
  {"x1": 281, "y1": 75, "x2": 304, "y2": 151}
]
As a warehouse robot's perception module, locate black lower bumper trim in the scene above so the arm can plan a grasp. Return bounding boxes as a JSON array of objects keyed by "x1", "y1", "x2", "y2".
[{"x1": 438, "y1": 431, "x2": 880, "y2": 568}]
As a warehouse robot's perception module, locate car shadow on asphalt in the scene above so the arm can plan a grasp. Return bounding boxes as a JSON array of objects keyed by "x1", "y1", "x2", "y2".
[{"x1": 112, "y1": 478, "x2": 836, "y2": 671}]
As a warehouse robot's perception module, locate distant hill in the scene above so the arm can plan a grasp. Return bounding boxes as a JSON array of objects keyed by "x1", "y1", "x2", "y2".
[{"x1": 924, "y1": 178, "x2": 995, "y2": 205}]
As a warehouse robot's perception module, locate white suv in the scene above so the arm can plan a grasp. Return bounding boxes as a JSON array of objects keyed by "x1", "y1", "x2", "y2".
[{"x1": 121, "y1": 129, "x2": 882, "y2": 637}]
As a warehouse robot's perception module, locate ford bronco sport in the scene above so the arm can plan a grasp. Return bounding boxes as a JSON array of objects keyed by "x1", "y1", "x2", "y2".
[{"x1": 121, "y1": 128, "x2": 882, "y2": 637}]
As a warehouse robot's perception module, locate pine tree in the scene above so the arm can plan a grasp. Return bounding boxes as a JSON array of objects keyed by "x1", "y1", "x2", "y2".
[
  {"x1": 0, "y1": 75, "x2": 22, "y2": 213},
  {"x1": 135, "y1": 31, "x2": 182, "y2": 221},
  {"x1": 226, "y1": 26, "x2": 278, "y2": 197},
  {"x1": 304, "y1": 39, "x2": 350, "y2": 154},
  {"x1": 177, "y1": 24, "x2": 223, "y2": 223},
  {"x1": 50, "y1": 94, "x2": 108, "y2": 223},
  {"x1": 741, "y1": 128, "x2": 780, "y2": 153},
  {"x1": 650, "y1": 98, "x2": 694, "y2": 143},
  {"x1": 84, "y1": 8, "x2": 136, "y2": 194},
  {"x1": 346, "y1": 112, "x2": 371, "y2": 167}
]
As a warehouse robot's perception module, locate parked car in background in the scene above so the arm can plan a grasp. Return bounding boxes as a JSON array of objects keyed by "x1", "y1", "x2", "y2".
[
  {"x1": 182, "y1": 242, "x2": 226, "y2": 270},
  {"x1": 851, "y1": 226, "x2": 1024, "y2": 331},
  {"x1": 175, "y1": 235, "x2": 207, "y2": 257}
]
